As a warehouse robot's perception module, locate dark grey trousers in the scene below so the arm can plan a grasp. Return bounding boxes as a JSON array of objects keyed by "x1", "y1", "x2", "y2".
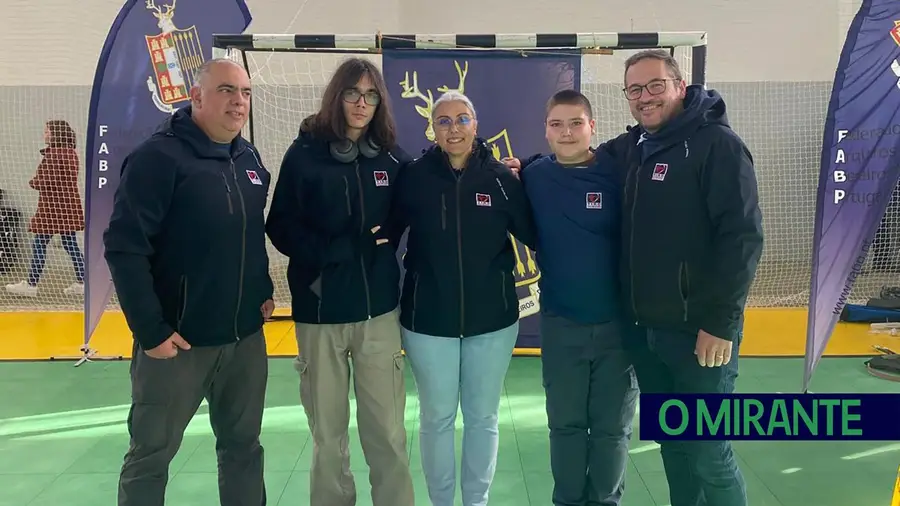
[
  {"x1": 540, "y1": 313, "x2": 639, "y2": 506},
  {"x1": 117, "y1": 330, "x2": 268, "y2": 506}
]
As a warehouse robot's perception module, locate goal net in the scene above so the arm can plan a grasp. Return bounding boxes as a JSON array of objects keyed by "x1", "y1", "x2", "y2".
[
  {"x1": 2, "y1": 28, "x2": 896, "y2": 316},
  {"x1": 214, "y1": 32, "x2": 709, "y2": 311},
  {"x1": 0, "y1": 87, "x2": 89, "y2": 311},
  {"x1": 207, "y1": 31, "x2": 900, "y2": 314}
]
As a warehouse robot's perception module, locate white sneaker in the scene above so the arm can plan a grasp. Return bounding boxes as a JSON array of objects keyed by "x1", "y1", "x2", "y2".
[
  {"x1": 6, "y1": 281, "x2": 38, "y2": 297},
  {"x1": 64, "y1": 282, "x2": 84, "y2": 296}
]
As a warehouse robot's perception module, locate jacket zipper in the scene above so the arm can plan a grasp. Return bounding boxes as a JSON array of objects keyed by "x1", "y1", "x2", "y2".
[
  {"x1": 455, "y1": 173, "x2": 465, "y2": 338},
  {"x1": 679, "y1": 261, "x2": 690, "y2": 322},
  {"x1": 501, "y1": 271, "x2": 508, "y2": 311},
  {"x1": 441, "y1": 194, "x2": 447, "y2": 230},
  {"x1": 628, "y1": 158, "x2": 640, "y2": 326},
  {"x1": 342, "y1": 176, "x2": 352, "y2": 216},
  {"x1": 231, "y1": 159, "x2": 247, "y2": 341},
  {"x1": 221, "y1": 173, "x2": 234, "y2": 214},
  {"x1": 177, "y1": 276, "x2": 188, "y2": 330},
  {"x1": 354, "y1": 161, "x2": 372, "y2": 319},
  {"x1": 411, "y1": 272, "x2": 419, "y2": 331}
]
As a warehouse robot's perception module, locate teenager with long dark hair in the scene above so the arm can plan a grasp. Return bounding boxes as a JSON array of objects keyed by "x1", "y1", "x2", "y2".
[{"x1": 266, "y1": 57, "x2": 415, "y2": 506}]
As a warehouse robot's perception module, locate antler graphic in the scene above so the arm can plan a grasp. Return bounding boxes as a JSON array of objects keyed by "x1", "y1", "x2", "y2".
[
  {"x1": 146, "y1": 0, "x2": 177, "y2": 32},
  {"x1": 437, "y1": 61, "x2": 468, "y2": 95},
  {"x1": 146, "y1": 0, "x2": 176, "y2": 16},
  {"x1": 399, "y1": 71, "x2": 436, "y2": 141},
  {"x1": 399, "y1": 60, "x2": 469, "y2": 142}
]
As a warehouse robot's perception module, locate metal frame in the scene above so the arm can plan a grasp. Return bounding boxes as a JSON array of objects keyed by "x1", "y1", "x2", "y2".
[
  {"x1": 212, "y1": 31, "x2": 708, "y2": 90},
  {"x1": 212, "y1": 31, "x2": 706, "y2": 52}
]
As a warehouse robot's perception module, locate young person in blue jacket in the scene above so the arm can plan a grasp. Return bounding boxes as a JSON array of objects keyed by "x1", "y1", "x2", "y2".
[{"x1": 519, "y1": 90, "x2": 638, "y2": 506}]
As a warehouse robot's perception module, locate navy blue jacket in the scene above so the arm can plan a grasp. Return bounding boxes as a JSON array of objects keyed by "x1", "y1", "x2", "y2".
[
  {"x1": 387, "y1": 139, "x2": 537, "y2": 338},
  {"x1": 104, "y1": 106, "x2": 274, "y2": 350},
  {"x1": 266, "y1": 119, "x2": 411, "y2": 324},
  {"x1": 602, "y1": 85, "x2": 764, "y2": 341},
  {"x1": 521, "y1": 151, "x2": 623, "y2": 325}
]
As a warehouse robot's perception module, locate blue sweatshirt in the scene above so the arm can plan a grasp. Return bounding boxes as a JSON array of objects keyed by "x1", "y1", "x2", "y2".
[{"x1": 521, "y1": 151, "x2": 622, "y2": 325}]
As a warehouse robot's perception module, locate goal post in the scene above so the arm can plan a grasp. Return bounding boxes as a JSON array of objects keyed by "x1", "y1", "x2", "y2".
[
  {"x1": 212, "y1": 30, "x2": 707, "y2": 53},
  {"x1": 210, "y1": 31, "x2": 707, "y2": 351}
]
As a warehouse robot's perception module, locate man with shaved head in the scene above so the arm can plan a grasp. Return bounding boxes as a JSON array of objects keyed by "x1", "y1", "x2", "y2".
[{"x1": 105, "y1": 58, "x2": 274, "y2": 506}]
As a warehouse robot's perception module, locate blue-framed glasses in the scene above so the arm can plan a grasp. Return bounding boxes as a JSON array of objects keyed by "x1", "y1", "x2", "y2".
[{"x1": 435, "y1": 114, "x2": 473, "y2": 130}]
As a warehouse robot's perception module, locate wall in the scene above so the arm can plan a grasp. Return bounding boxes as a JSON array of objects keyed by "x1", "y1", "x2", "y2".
[{"x1": 0, "y1": 0, "x2": 876, "y2": 310}]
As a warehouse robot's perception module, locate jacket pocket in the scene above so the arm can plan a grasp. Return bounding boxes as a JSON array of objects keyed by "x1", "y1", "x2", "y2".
[
  {"x1": 441, "y1": 193, "x2": 447, "y2": 231},
  {"x1": 342, "y1": 176, "x2": 352, "y2": 216},
  {"x1": 176, "y1": 276, "x2": 188, "y2": 330},
  {"x1": 221, "y1": 173, "x2": 234, "y2": 215},
  {"x1": 411, "y1": 272, "x2": 420, "y2": 331},
  {"x1": 501, "y1": 271, "x2": 510, "y2": 311},
  {"x1": 678, "y1": 261, "x2": 689, "y2": 321},
  {"x1": 316, "y1": 274, "x2": 324, "y2": 323}
]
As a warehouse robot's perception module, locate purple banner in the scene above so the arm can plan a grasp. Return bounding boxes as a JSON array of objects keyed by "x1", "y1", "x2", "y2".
[
  {"x1": 382, "y1": 49, "x2": 582, "y2": 349},
  {"x1": 84, "y1": 0, "x2": 251, "y2": 348},
  {"x1": 807, "y1": 0, "x2": 900, "y2": 390}
]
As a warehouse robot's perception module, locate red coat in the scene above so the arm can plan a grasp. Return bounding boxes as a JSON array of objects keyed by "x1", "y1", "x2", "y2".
[{"x1": 28, "y1": 147, "x2": 85, "y2": 235}]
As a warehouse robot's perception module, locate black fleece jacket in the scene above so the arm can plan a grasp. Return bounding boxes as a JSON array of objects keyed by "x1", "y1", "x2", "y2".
[
  {"x1": 387, "y1": 139, "x2": 537, "y2": 338},
  {"x1": 104, "y1": 106, "x2": 274, "y2": 350},
  {"x1": 266, "y1": 119, "x2": 412, "y2": 324},
  {"x1": 606, "y1": 85, "x2": 764, "y2": 341}
]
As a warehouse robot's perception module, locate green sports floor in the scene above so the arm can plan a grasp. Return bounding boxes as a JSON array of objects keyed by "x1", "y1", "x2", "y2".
[{"x1": 1, "y1": 357, "x2": 898, "y2": 506}]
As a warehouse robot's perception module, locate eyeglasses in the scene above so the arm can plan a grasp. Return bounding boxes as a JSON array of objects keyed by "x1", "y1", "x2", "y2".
[
  {"x1": 435, "y1": 115, "x2": 473, "y2": 130},
  {"x1": 623, "y1": 78, "x2": 680, "y2": 100},
  {"x1": 342, "y1": 88, "x2": 381, "y2": 106}
]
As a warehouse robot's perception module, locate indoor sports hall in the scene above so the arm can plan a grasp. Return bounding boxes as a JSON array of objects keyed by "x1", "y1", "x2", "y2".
[{"x1": 2, "y1": 0, "x2": 900, "y2": 505}]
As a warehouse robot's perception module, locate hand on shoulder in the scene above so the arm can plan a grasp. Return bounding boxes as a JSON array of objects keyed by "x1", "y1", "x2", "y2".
[{"x1": 500, "y1": 157, "x2": 521, "y2": 179}]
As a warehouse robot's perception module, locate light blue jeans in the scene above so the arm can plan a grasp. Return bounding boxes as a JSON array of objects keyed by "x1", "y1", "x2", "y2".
[{"x1": 401, "y1": 322, "x2": 519, "y2": 506}]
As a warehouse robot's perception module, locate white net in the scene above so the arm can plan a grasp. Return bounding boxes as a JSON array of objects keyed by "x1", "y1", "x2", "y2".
[
  {"x1": 229, "y1": 46, "x2": 698, "y2": 310},
  {"x1": 230, "y1": 44, "x2": 900, "y2": 313},
  {"x1": 4, "y1": 29, "x2": 899, "y2": 315},
  {"x1": 0, "y1": 89, "x2": 89, "y2": 310}
]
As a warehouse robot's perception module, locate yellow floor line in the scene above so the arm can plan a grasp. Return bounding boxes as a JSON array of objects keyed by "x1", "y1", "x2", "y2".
[{"x1": 0, "y1": 308, "x2": 893, "y2": 360}]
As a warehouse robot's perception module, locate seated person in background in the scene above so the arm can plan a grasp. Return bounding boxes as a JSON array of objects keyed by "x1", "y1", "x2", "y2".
[{"x1": 520, "y1": 89, "x2": 638, "y2": 506}]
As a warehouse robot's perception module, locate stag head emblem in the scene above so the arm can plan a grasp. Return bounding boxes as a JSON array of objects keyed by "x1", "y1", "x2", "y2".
[
  {"x1": 146, "y1": 0, "x2": 177, "y2": 33},
  {"x1": 399, "y1": 61, "x2": 469, "y2": 142}
]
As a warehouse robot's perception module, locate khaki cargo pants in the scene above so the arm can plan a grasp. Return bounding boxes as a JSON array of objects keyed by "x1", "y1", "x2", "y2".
[{"x1": 293, "y1": 308, "x2": 414, "y2": 506}]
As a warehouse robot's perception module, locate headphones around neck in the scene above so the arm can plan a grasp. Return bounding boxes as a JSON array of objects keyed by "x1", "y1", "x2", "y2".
[{"x1": 329, "y1": 134, "x2": 382, "y2": 163}]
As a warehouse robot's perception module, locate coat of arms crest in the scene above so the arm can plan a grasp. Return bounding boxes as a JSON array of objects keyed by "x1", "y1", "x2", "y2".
[{"x1": 143, "y1": 0, "x2": 205, "y2": 114}]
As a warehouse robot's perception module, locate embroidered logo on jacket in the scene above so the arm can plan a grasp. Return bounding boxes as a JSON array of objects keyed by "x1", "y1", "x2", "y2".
[
  {"x1": 246, "y1": 170, "x2": 262, "y2": 185},
  {"x1": 475, "y1": 193, "x2": 492, "y2": 207},
  {"x1": 651, "y1": 163, "x2": 668, "y2": 181}
]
